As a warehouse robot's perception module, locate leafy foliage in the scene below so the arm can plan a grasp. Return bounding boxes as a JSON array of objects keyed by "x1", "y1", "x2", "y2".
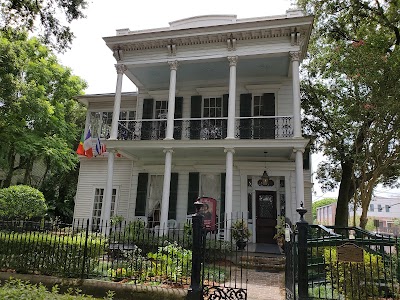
[
  {"x1": 323, "y1": 247, "x2": 398, "y2": 299},
  {"x1": 297, "y1": 0, "x2": 400, "y2": 226},
  {"x1": 147, "y1": 242, "x2": 192, "y2": 282},
  {"x1": 0, "y1": 185, "x2": 47, "y2": 219},
  {"x1": 0, "y1": 0, "x2": 88, "y2": 51},
  {"x1": 0, "y1": 29, "x2": 86, "y2": 221},
  {"x1": 230, "y1": 219, "x2": 251, "y2": 241},
  {"x1": 0, "y1": 278, "x2": 114, "y2": 299},
  {"x1": 0, "y1": 231, "x2": 106, "y2": 277}
]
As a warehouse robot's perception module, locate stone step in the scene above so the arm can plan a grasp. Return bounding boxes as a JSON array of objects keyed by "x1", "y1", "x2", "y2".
[{"x1": 239, "y1": 255, "x2": 286, "y2": 271}]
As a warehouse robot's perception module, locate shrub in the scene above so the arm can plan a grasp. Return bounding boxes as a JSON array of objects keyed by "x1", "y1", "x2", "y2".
[
  {"x1": 231, "y1": 219, "x2": 251, "y2": 242},
  {"x1": 0, "y1": 231, "x2": 106, "y2": 277},
  {"x1": 0, "y1": 278, "x2": 114, "y2": 299},
  {"x1": 0, "y1": 185, "x2": 47, "y2": 219},
  {"x1": 147, "y1": 242, "x2": 192, "y2": 282},
  {"x1": 323, "y1": 247, "x2": 398, "y2": 299}
]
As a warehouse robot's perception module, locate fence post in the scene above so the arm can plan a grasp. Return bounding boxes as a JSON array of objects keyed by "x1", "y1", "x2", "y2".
[
  {"x1": 187, "y1": 200, "x2": 204, "y2": 300},
  {"x1": 296, "y1": 202, "x2": 308, "y2": 300},
  {"x1": 81, "y1": 219, "x2": 90, "y2": 280}
]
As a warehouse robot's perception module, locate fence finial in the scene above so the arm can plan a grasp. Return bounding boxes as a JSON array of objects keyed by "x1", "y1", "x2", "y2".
[{"x1": 296, "y1": 201, "x2": 307, "y2": 223}]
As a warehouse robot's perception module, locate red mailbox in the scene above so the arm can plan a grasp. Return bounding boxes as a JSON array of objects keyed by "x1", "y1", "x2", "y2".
[{"x1": 198, "y1": 197, "x2": 217, "y2": 231}]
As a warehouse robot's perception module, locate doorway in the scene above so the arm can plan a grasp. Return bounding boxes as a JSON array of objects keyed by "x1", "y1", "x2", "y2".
[{"x1": 255, "y1": 191, "x2": 277, "y2": 243}]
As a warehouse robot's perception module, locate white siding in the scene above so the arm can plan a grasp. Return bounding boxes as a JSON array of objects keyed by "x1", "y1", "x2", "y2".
[
  {"x1": 73, "y1": 157, "x2": 133, "y2": 221},
  {"x1": 89, "y1": 99, "x2": 136, "y2": 111},
  {"x1": 277, "y1": 79, "x2": 293, "y2": 116}
]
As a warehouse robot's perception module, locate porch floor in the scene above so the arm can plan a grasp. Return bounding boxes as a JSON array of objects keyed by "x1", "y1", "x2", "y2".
[{"x1": 247, "y1": 243, "x2": 282, "y2": 255}]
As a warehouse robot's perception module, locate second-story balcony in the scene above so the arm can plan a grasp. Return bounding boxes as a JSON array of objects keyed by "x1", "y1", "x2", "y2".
[{"x1": 112, "y1": 116, "x2": 293, "y2": 141}]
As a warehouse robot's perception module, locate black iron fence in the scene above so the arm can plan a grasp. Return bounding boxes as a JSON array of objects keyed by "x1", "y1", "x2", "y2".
[
  {"x1": 0, "y1": 214, "x2": 248, "y2": 299},
  {"x1": 286, "y1": 204, "x2": 400, "y2": 300}
]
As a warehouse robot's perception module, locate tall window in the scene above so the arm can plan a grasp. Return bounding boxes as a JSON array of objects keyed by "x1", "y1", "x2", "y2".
[
  {"x1": 92, "y1": 188, "x2": 117, "y2": 229},
  {"x1": 253, "y1": 95, "x2": 263, "y2": 116},
  {"x1": 370, "y1": 204, "x2": 374, "y2": 211},
  {"x1": 202, "y1": 97, "x2": 224, "y2": 139},
  {"x1": 89, "y1": 110, "x2": 135, "y2": 138},
  {"x1": 155, "y1": 101, "x2": 168, "y2": 119},
  {"x1": 386, "y1": 205, "x2": 390, "y2": 212},
  {"x1": 203, "y1": 97, "x2": 222, "y2": 118}
]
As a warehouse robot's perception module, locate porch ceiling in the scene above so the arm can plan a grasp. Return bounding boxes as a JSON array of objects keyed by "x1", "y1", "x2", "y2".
[
  {"x1": 127, "y1": 55, "x2": 290, "y2": 90},
  {"x1": 115, "y1": 146, "x2": 294, "y2": 163}
]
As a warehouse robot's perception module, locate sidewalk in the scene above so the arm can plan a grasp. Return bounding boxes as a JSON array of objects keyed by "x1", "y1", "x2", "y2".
[{"x1": 246, "y1": 270, "x2": 285, "y2": 300}]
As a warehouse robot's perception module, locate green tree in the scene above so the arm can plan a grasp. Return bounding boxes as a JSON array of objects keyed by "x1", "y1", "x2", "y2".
[
  {"x1": 0, "y1": 0, "x2": 88, "y2": 51},
  {"x1": 0, "y1": 185, "x2": 47, "y2": 219},
  {"x1": 298, "y1": 0, "x2": 400, "y2": 227},
  {"x1": 0, "y1": 29, "x2": 86, "y2": 220}
]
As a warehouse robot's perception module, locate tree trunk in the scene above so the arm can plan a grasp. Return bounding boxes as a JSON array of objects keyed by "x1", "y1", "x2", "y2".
[
  {"x1": 3, "y1": 148, "x2": 16, "y2": 188},
  {"x1": 335, "y1": 162, "x2": 354, "y2": 227},
  {"x1": 359, "y1": 204, "x2": 369, "y2": 229},
  {"x1": 23, "y1": 156, "x2": 34, "y2": 185}
]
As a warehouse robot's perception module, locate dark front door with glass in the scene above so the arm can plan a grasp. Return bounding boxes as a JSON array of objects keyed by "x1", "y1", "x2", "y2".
[{"x1": 255, "y1": 191, "x2": 277, "y2": 243}]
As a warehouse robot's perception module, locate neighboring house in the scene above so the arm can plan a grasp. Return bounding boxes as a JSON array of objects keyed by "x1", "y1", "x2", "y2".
[
  {"x1": 0, "y1": 155, "x2": 47, "y2": 188},
  {"x1": 316, "y1": 196, "x2": 400, "y2": 234},
  {"x1": 316, "y1": 202, "x2": 337, "y2": 226},
  {"x1": 74, "y1": 9, "x2": 314, "y2": 244}
]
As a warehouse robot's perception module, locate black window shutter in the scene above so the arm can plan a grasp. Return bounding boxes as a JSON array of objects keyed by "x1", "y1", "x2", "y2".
[
  {"x1": 239, "y1": 93, "x2": 252, "y2": 139},
  {"x1": 220, "y1": 173, "x2": 226, "y2": 228},
  {"x1": 222, "y1": 94, "x2": 229, "y2": 117},
  {"x1": 190, "y1": 96, "x2": 202, "y2": 139},
  {"x1": 135, "y1": 173, "x2": 148, "y2": 216},
  {"x1": 141, "y1": 99, "x2": 154, "y2": 140},
  {"x1": 222, "y1": 94, "x2": 228, "y2": 138},
  {"x1": 142, "y1": 99, "x2": 154, "y2": 119},
  {"x1": 168, "y1": 173, "x2": 179, "y2": 219},
  {"x1": 262, "y1": 93, "x2": 275, "y2": 116},
  {"x1": 303, "y1": 147, "x2": 311, "y2": 170},
  {"x1": 174, "y1": 97, "x2": 183, "y2": 140},
  {"x1": 187, "y1": 172, "x2": 199, "y2": 214},
  {"x1": 261, "y1": 93, "x2": 275, "y2": 139}
]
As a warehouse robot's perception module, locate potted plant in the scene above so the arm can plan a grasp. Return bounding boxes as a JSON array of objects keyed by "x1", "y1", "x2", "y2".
[
  {"x1": 274, "y1": 216, "x2": 286, "y2": 251},
  {"x1": 231, "y1": 219, "x2": 252, "y2": 250}
]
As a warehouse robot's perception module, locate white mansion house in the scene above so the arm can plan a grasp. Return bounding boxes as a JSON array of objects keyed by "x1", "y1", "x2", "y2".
[{"x1": 74, "y1": 9, "x2": 314, "y2": 244}]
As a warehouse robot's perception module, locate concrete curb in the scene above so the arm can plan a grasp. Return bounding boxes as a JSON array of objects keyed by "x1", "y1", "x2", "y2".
[{"x1": 0, "y1": 272, "x2": 187, "y2": 299}]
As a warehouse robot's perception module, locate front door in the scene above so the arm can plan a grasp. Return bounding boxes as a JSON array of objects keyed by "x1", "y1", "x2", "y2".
[{"x1": 256, "y1": 191, "x2": 277, "y2": 243}]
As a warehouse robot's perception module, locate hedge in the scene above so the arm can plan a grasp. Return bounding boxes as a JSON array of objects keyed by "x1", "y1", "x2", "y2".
[{"x1": 0, "y1": 231, "x2": 107, "y2": 277}]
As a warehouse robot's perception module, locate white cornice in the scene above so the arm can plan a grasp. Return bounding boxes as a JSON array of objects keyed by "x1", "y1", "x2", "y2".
[{"x1": 104, "y1": 16, "x2": 314, "y2": 60}]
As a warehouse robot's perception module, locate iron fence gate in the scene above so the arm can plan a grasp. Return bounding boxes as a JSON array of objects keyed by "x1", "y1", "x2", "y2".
[
  {"x1": 187, "y1": 204, "x2": 248, "y2": 300},
  {"x1": 285, "y1": 220, "x2": 297, "y2": 300},
  {"x1": 285, "y1": 203, "x2": 400, "y2": 300}
]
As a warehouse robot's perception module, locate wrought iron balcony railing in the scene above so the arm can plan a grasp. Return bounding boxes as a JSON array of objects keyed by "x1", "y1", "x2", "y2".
[
  {"x1": 114, "y1": 116, "x2": 293, "y2": 141},
  {"x1": 235, "y1": 116, "x2": 293, "y2": 139}
]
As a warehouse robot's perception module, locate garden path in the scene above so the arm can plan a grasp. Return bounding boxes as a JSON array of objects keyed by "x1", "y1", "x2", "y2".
[{"x1": 244, "y1": 270, "x2": 285, "y2": 300}]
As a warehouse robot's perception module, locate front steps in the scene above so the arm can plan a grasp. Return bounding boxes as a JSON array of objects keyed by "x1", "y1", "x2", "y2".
[{"x1": 240, "y1": 254, "x2": 286, "y2": 272}]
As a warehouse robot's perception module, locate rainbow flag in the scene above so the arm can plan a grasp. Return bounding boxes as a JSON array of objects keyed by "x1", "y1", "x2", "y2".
[{"x1": 76, "y1": 132, "x2": 85, "y2": 155}]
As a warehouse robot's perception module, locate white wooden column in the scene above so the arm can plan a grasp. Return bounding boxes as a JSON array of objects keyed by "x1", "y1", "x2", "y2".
[
  {"x1": 110, "y1": 64, "x2": 127, "y2": 140},
  {"x1": 290, "y1": 51, "x2": 302, "y2": 138},
  {"x1": 160, "y1": 148, "x2": 174, "y2": 231},
  {"x1": 295, "y1": 148, "x2": 305, "y2": 207},
  {"x1": 224, "y1": 148, "x2": 235, "y2": 240},
  {"x1": 102, "y1": 150, "x2": 115, "y2": 234},
  {"x1": 226, "y1": 56, "x2": 238, "y2": 139},
  {"x1": 165, "y1": 61, "x2": 178, "y2": 140}
]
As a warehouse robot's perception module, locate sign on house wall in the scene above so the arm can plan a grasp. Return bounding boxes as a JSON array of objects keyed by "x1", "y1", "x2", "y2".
[{"x1": 199, "y1": 197, "x2": 216, "y2": 231}]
